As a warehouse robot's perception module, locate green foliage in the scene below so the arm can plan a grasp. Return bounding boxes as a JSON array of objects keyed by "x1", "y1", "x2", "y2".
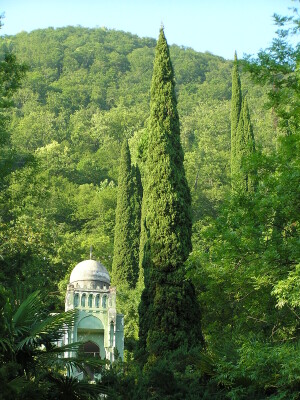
[
  {"x1": 182, "y1": 99, "x2": 231, "y2": 224},
  {"x1": 0, "y1": 52, "x2": 27, "y2": 145},
  {"x1": 214, "y1": 340, "x2": 300, "y2": 399},
  {"x1": 145, "y1": 27, "x2": 192, "y2": 273},
  {"x1": 230, "y1": 52, "x2": 257, "y2": 193},
  {"x1": 100, "y1": 345, "x2": 224, "y2": 400},
  {"x1": 111, "y1": 140, "x2": 142, "y2": 358},
  {"x1": 0, "y1": 288, "x2": 106, "y2": 399},
  {"x1": 186, "y1": 11, "x2": 300, "y2": 395},
  {"x1": 0, "y1": 11, "x2": 298, "y2": 398},
  {"x1": 232, "y1": 96, "x2": 257, "y2": 192},
  {"x1": 0, "y1": 26, "x2": 268, "y2": 303},
  {"x1": 0, "y1": 35, "x2": 28, "y2": 194},
  {"x1": 138, "y1": 28, "x2": 204, "y2": 363},
  {"x1": 230, "y1": 52, "x2": 242, "y2": 176},
  {"x1": 244, "y1": 6, "x2": 300, "y2": 134},
  {"x1": 112, "y1": 140, "x2": 142, "y2": 288},
  {"x1": 188, "y1": 129, "x2": 300, "y2": 398}
]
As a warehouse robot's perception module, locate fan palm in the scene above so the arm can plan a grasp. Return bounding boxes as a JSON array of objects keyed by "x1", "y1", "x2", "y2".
[{"x1": 0, "y1": 289, "x2": 107, "y2": 399}]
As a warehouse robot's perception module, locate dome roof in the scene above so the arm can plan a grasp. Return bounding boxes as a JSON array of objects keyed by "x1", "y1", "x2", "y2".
[{"x1": 70, "y1": 260, "x2": 110, "y2": 285}]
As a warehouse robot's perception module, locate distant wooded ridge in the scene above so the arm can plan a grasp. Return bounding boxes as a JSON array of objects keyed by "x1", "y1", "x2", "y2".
[{"x1": 0, "y1": 25, "x2": 273, "y2": 288}]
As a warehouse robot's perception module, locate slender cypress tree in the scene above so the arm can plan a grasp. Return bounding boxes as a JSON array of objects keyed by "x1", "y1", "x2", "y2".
[
  {"x1": 231, "y1": 52, "x2": 242, "y2": 180},
  {"x1": 233, "y1": 96, "x2": 256, "y2": 192},
  {"x1": 131, "y1": 164, "x2": 143, "y2": 279},
  {"x1": 138, "y1": 28, "x2": 203, "y2": 362},
  {"x1": 112, "y1": 139, "x2": 142, "y2": 288}
]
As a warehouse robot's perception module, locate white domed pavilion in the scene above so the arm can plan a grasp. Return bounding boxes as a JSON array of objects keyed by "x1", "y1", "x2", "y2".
[{"x1": 65, "y1": 258, "x2": 124, "y2": 378}]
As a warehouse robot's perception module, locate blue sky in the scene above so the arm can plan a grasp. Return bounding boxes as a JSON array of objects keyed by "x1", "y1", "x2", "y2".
[{"x1": 0, "y1": 0, "x2": 296, "y2": 59}]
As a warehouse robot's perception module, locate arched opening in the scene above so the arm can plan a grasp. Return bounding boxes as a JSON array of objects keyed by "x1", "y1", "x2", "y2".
[
  {"x1": 82, "y1": 341, "x2": 100, "y2": 357},
  {"x1": 88, "y1": 294, "x2": 93, "y2": 307},
  {"x1": 74, "y1": 293, "x2": 79, "y2": 307},
  {"x1": 81, "y1": 293, "x2": 86, "y2": 307},
  {"x1": 80, "y1": 341, "x2": 101, "y2": 381},
  {"x1": 95, "y1": 294, "x2": 100, "y2": 308},
  {"x1": 102, "y1": 295, "x2": 107, "y2": 308}
]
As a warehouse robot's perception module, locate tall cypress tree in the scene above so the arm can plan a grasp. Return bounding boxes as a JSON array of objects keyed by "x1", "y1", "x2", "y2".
[
  {"x1": 138, "y1": 28, "x2": 203, "y2": 362},
  {"x1": 233, "y1": 96, "x2": 256, "y2": 192},
  {"x1": 231, "y1": 52, "x2": 242, "y2": 180},
  {"x1": 112, "y1": 139, "x2": 142, "y2": 288},
  {"x1": 131, "y1": 163, "x2": 143, "y2": 280}
]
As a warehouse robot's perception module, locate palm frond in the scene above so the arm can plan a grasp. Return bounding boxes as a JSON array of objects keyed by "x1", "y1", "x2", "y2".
[
  {"x1": 15, "y1": 309, "x2": 77, "y2": 351},
  {"x1": 12, "y1": 290, "x2": 42, "y2": 329},
  {"x1": 35, "y1": 342, "x2": 84, "y2": 369},
  {"x1": 27, "y1": 340, "x2": 106, "y2": 376},
  {"x1": 58, "y1": 355, "x2": 106, "y2": 376},
  {"x1": 15, "y1": 335, "x2": 39, "y2": 351},
  {"x1": 45, "y1": 341, "x2": 83, "y2": 354},
  {"x1": 58, "y1": 354, "x2": 107, "y2": 379},
  {"x1": 29, "y1": 309, "x2": 77, "y2": 339},
  {"x1": 10, "y1": 284, "x2": 32, "y2": 313},
  {"x1": 68, "y1": 355, "x2": 107, "y2": 369},
  {"x1": 0, "y1": 337, "x2": 13, "y2": 352},
  {"x1": 45, "y1": 373, "x2": 108, "y2": 399},
  {"x1": 7, "y1": 376, "x2": 28, "y2": 393}
]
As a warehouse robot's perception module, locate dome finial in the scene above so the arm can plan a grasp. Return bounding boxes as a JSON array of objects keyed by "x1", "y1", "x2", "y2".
[{"x1": 90, "y1": 245, "x2": 93, "y2": 260}]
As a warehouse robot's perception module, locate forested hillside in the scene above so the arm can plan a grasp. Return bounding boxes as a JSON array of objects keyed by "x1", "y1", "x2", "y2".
[
  {"x1": 0, "y1": 26, "x2": 273, "y2": 297},
  {"x1": 0, "y1": 20, "x2": 299, "y2": 399}
]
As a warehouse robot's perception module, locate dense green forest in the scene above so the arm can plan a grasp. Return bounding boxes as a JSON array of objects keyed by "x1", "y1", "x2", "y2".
[
  {"x1": 0, "y1": 25, "x2": 274, "y2": 293},
  {"x1": 0, "y1": 6, "x2": 299, "y2": 399}
]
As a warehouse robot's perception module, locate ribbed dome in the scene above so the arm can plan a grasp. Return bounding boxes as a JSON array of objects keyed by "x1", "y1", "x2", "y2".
[{"x1": 70, "y1": 260, "x2": 110, "y2": 285}]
